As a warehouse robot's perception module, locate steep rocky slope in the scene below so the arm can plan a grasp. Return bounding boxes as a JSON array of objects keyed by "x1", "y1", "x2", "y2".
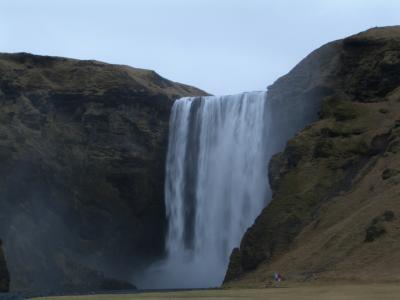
[
  {"x1": 0, "y1": 52, "x2": 206, "y2": 291},
  {"x1": 225, "y1": 26, "x2": 400, "y2": 285},
  {"x1": 0, "y1": 240, "x2": 9, "y2": 292}
]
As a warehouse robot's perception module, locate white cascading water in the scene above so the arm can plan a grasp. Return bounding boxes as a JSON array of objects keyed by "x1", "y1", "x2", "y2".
[{"x1": 136, "y1": 90, "x2": 320, "y2": 289}]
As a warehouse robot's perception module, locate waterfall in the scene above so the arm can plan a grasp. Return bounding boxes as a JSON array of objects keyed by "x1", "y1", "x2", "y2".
[
  {"x1": 166, "y1": 92, "x2": 268, "y2": 287},
  {"x1": 136, "y1": 90, "x2": 320, "y2": 289},
  {"x1": 136, "y1": 92, "x2": 268, "y2": 288}
]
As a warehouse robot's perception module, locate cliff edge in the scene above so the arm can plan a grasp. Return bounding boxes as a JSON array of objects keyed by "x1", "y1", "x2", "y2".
[
  {"x1": 0, "y1": 52, "x2": 206, "y2": 291},
  {"x1": 225, "y1": 26, "x2": 400, "y2": 286}
]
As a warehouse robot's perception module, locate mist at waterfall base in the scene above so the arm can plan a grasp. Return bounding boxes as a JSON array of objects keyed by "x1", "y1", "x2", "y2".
[{"x1": 135, "y1": 91, "x2": 320, "y2": 289}]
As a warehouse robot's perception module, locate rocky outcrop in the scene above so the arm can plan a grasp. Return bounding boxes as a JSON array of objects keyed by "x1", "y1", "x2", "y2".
[
  {"x1": 225, "y1": 26, "x2": 400, "y2": 285},
  {"x1": 0, "y1": 240, "x2": 9, "y2": 292},
  {"x1": 0, "y1": 52, "x2": 206, "y2": 291}
]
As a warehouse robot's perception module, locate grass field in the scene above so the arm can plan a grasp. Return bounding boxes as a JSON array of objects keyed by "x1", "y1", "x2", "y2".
[{"x1": 31, "y1": 284, "x2": 400, "y2": 300}]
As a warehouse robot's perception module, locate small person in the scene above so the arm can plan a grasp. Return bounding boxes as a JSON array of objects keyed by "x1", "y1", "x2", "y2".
[
  {"x1": 273, "y1": 272, "x2": 283, "y2": 287},
  {"x1": 274, "y1": 272, "x2": 279, "y2": 282}
]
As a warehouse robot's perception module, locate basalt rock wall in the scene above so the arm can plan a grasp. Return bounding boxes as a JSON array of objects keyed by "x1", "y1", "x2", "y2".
[{"x1": 0, "y1": 52, "x2": 206, "y2": 291}]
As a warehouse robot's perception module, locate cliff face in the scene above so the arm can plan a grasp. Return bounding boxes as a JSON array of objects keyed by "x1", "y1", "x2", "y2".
[
  {"x1": 0, "y1": 52, "x2": 206, "y2": 291},
  {"x1": 0, "y1": 240, "x2": 9, "y2": 292},
  {"x1": 225, "y1": 26, "x2": 400, "y2": 285}
]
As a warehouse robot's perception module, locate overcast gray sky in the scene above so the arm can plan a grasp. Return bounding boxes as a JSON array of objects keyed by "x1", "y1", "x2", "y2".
[{"x1": 1, "y1": 0, "x2": 399, "y2": 95}]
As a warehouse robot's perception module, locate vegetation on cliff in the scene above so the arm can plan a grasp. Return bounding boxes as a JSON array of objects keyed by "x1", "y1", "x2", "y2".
[
  {"x1": 225, "y1": 26, "x2": 400, "y2": 286},
  {"x1": 0, "y1": 52, "x2": 206, "y2": 291}
]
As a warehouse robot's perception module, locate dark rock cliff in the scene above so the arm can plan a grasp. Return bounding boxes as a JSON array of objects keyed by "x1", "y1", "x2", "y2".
[
  {"x1": 225, "y1": 26, "x2": 400, "y2": 285},
  {"x1": 0, "y1": 240, "x2": 9, "y2": 292},
  {"x1": 0, "y1": 52, "x2": 206, "y2": 291}
]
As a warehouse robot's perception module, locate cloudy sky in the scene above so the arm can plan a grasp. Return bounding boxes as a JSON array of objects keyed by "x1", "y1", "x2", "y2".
[{"x1": 1, "y1": 0, "x2": 399, "y2": 95}]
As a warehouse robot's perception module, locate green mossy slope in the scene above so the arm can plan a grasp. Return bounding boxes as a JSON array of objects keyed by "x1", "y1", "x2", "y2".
[{"x1": 225, "y1": 26, "x2": 400, "y2": 286}]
